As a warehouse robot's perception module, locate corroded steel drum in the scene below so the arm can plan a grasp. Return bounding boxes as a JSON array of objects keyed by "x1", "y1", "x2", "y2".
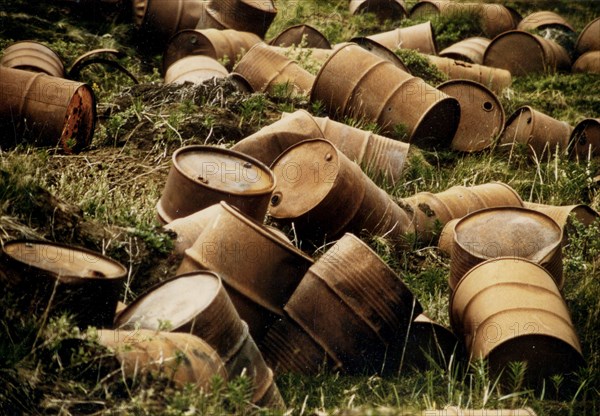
[
  {"x1": 0, "y1": 67, "x2": 96, "y2": 153},
  {"x1": 450, "y1": 258, "x2": 584, "y2": 385},
  {"x1": 439, "y1": 37, "x2": 491, "y2": 64},
  {"x1": 437, "y1": 79, "x2": 505, "y2": 152},
  {"x1": 163, "y1": 28, "x2": 261, "y2": 72},
  {"x1": 269, "y1": 24, "x2": 331, "y2": 49},
  {"x1": 205, "y1": 0, "x2": 277, "y2": 38},
  {"x1": 364, "y1": 21, "x2": 437, "y2": 54},
  {"x1": 156, "y1": 145, "x2": 275, "y2": 224},
  {"x1": 449, "y1": 207, "x2": 563, "y2": 290},
  {"x1": 483, "y1": 30, "x2": 571, "y2": 76},
  {"x1": 0, "y1": 240, "x2": 127, "y2": 328},
  {"x1": 164, "y1": 55, "x2": 228, "y2": 84},
  {"x1": 517, "y1": 11, "x2": 574, "y2": 32},
  {"x1": 500, "y1": 106, "x2": 573, "y2": 158},
  {"x1": 569, "y1": 118, "x2": 600, "y2": 159},
  {"x1": 572, "y1": 51, "x2": 600, "y2": 74},
  {"x1": 311, "y1": 43, "x2": 460, "y2": 146},
  {"x1": 163, "y1": 204, "x2": 224, "y2": 255},
  {"x1": 0, "y1": 41, "x2": 65, "y2": 77},
  {"x1": 576, "y1": 17, "x2": 600, "y2": 55},
  {"x1": 349, "y1": 0, "x2": 407, "y2": 21}
]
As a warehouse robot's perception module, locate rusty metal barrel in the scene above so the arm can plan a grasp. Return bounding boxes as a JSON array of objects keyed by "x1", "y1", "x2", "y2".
[
  {"x1": 517, "y1": 11, "x2": 574, "y2": 33},
  {"x1": 500, "y1": 106, "x2": 573, "y2": 159},
  {"x1": 176, "y1": 202, "x2": 313, "y2": 339},
  {"x1": 205, "y1": 0, "x2": 277, "y2": 38},
  {"x1": 450, "y1": 258, "x2": 584, "y2": 385},
  {"x1": 409, "y1": 1, "x2": 518, "y2": 38},
  {"x1": 426, "y1": 55, "x2": 512, "y2": 94},
  {"x1": 439, "y1": 37, "x2": 491, "y2": 64},
  {"x1": 0, "y1": 66, "x2": 96, "y2": 153},
  {"x1": 0, "y1": 41, "x2": 65, "y2": 77},
  {"x1": 156, "y1": 145, "x2": 275, "y2": 224},
  {"x1": 232, "y1": 42, "x2": 315, "y2": 95},
  {"x1": 0, "y1": 240, "x2": 127, "y2": 328},
  {"x1": 164, "y1": 55, "x2": 228, "y2": 84},
  {"x1": 98, "y1": 329, "x2": 226, "y2": 389},
  {"x1": 569, "y1": 118, "x2": 600, "y2": 159},
  {"x1": 349, "y1": 0, "x2": 407, "y2": 21},
  {"x1": 483, "y1": 30, "x2": 572, "y2": 76},
  {"x1": 363, "y1": 21, "x2": 437, "y2": 54},
  {"x1": 163, "y1": 204, "x2": 224, "y2": 256},
  {"x1": 311, "y1": 43, "x2": 460, "y2": 146},
  {"x1": 576, "y1": 17, "x2": 600, "y2": 55},
  {"x1": 437, "y1": 218, "x2": 460, "y2": 255},
  {"x1": 572, "y1": 51, "x2": 600, "y2": 74},
  {"x1": 269, "y1": 138, "x2": 414, "y2": 246},
  {"x1": 269, "y1": 24, "x2": 331, "y2": 49},
  {"x1": 163, "y1": 28, "x2": 261, "y2": 72},
  {"x1": 524, "y1": 202, "x2": 599, "y2": 242},
  {"x1": 437, "y1": 79, "x2": 505, "y2": 152},
  {"x1": 400, "y1": 182, "x2": 524, "y2": 244},
  {"x1": 284, "y1": 233, "x2": 422, "y2": 373},
  {"x1": 449, "y1": 207, "x2": 563, "y2": 290}
]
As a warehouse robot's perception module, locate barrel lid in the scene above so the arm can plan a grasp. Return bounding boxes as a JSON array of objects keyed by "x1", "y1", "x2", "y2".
[
  {"x1": 2, "y1": 240, "x2": 127, "y2": 279},
  {"x1": 483, "y1": 30, "x2": 546, "y2": 76},
  {"x1": 116, "y1": 272, "x2": 221, "y2": 330},
  {"x1": 454, "y1": 207, "x2": 562, "y2": 262},
  {"x1": 173, "y1": 145, "x2": 275, "y2": 195},
  {"x1": 269, "y1": 138, "x2": 340, "y2": 219}
]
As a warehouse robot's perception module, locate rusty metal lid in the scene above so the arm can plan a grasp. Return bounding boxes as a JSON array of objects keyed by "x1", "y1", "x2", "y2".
[
  {"x1": 569, "y1": 118, "x2": 600, "y2": 159},
  {"x1": 454, "y1": 207, "x2": 562, "y2": 262},
  {"x1": 116, "y1": 272, "x2": 222, "y2": 330},
  {"x1": 269, "y1": 24, "x2": 331, "y2": 49},
  {"x1": 2, "y1": 240, "x2": 127, "y2": 280},
  {"x1": 576, "y1": 17, "x2": 600, "y2": 55},
  {"x1": 438, "y1": 79, "x2": 505, "y2": 152},
  {"x1": 173, "y1": 145, "x2": 275, "y2": 195},
  {"x1": 269, "y1": 138, "x2": 341, "y2": 219}
]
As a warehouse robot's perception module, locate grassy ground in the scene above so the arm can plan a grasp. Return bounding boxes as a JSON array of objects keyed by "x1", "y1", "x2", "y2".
[{"x1": 0, "y1": 0, "x2": 599, "y2": 414}]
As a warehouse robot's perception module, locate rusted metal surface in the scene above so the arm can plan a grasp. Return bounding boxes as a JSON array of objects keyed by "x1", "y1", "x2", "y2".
[
  {"x1": 177, "y1": 202, "x2": 313, "y2": 317},
  {"x1": 483, "y1": 30, "x2": 571, "y2": 76},
  {"x1": 450, "y1": 258, "x2": 584, "y2": 384},
  {"x1": 0, "y1": 41, "x2": 65, "y2": 77},
  {"x1": 98, "y1": 329, "x2": 227, "y2": 389},
  {"x1": 569, "y1": 118, "x2": 600, "y2": 159},
  {"x1": 500, "y1": 106, "x2": 573, "y2": 158},
  {"x1": 0, "y1": 240, "x2": 127, "y2": 328},
  {"x1": 115, "y1": 272, "x2": 245, "y2": 360},
  {"x1": 401, "y1": 182, "x2": 524, "y2": 244},
  {"x1": 439, "y1": 37, "x2": 491, "y2": 64},
  {"x1": 132, "y1": 0, "x2": 217, "y2": 39},
  {"x1": 0, "y1": 66, "x2": 96, "y2": 153},
  {"x1": 285, "y1": 233, "x2": 421, "y2": 373},
  {"x1": 348, "y1": 37, "x2": 410, "y2": 72},
  {"x1": 576, "y1": 16, "x2": 600, "y2": 55},
  {"x1": 269, "y1": 139, "x2": 414, "y2": 246},
  {"x1": 426, "y1": 55, "x2": 512, "y2": 94},
  {"x1": 156, "y1": 145, "x2": 275, "y2": 224},
  {"x1": 363, "y1": 22, "x2": 438, "y2": 54},
  {"x1": 437, "y1": 218, "x2": 459, "y2": 255},
  {"x1": 232, "y1": 42, "x2": 315, "y2": 95},
  {"x1": 449, "y1": 207, "x2": 563, "y2": 290},
  {"x1": 260, "y1": 317, "x2": 342, "y2": 375},
  {"x1": 438, "y1": 79, "x2": 505, "y2": 152},
  {"x1": 164, "y1": 55, "x2": 228, "y2": 84},
  {"x1": 572, "y1": 51, "x2": 600, "y2": 74},
  {"x1": 163, "y1": 28, "x2": 261, "y2": 72},
  {"x1": 269, "y1": 24, "x2": 331, "y2": 49},
  {"x1": 311, "y1": 43, "x2": 460, "y2": 145},
  {"x1": 163, "y1": 204, "x2": 223, "y2": 255},
  {"x1": 349, "y1": 0, "x2": 407, "y2": 21},
  {"x1": 206, "y1": 0, "x2": 277, "y2": 38},
  {"x1": 524, "y1": 202, "x2": 599, "y2": 243},
  {"x1": 517, "y1": 11, "x2": 574, "y2": 32}
]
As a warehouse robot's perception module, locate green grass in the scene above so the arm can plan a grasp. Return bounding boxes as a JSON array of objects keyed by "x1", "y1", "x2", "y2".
[{"x1": 1, "y1": 0, "x2": 600, "y2": 414}]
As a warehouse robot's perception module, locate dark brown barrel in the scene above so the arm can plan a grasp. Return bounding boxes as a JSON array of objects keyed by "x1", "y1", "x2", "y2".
[
  {"x1": 0, "y1": 240, "x2": 127, "y2": 328},
  {"x1": 576, "y1": 17, "x2": 600, "y2": 55},
  {"x1": 450, "y1": 207, "x2": 563, "y2": 290},
  {"x1": 163, "y1": 204, "x2": 223, "y2": 256},
  {"x1": 205, "y1": 0, "x2": 277, "y2": 38},
  {"x1": 572, "y1": 51, "x2": 600, "y2": 74},
  {"x1": 163, "y1": 28, "x2": 261, "y2": 72},
  {"x1": 98, "y1": 329, "x2": 227, "y2": 389},
  {"x1": 269, "y1": 24, "x2": 331, "y2": 49},
  {"x1": 156, "y1": 145, "x2": 275, "y2": 224},
  {"x1": 517, "y1": 11, "x2": 574, "y2": 32},
  {"x1": 569, "y1": 118, "x2": 600, "y2": 159},
  {"x1": 164, "y1": 55, "x2": 229, "y2": 84},
  {"x1": 437, "y1": 79, "x2": 505, "y2": 152},
  {"x1": 450, "y1": 258, "x2": 584, "y2": 385},
  {"x1": 132, "y1": 0, "x2": 214, "y2": 39},
  {"x1": 349, "y1": 0, "x2": 407, "y2": 21},
  {"x1": 365, "y1": 22, "x2": 438, "y2": 55},
  {"x1": 311, "y1": 43, "x2": 460, "y2": 146},
  {"x1": 0, "y1": 67, "x2": 96, "y2": 153},
  {"x1": 0, "y1": 41, "x2": 65, "y2": 77},
  {"x1": 500, "y1": 106, "x2": 573, "y2": 158},
  {"x1": 232, "y1": 42, "x2": 315, "y2": 95},
  {"x1": 439, "y1": 37, "x2": 491, "y2": 64},
  {"x1": 483, "y1": 30, "x2": 571, "y2": 76}
]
